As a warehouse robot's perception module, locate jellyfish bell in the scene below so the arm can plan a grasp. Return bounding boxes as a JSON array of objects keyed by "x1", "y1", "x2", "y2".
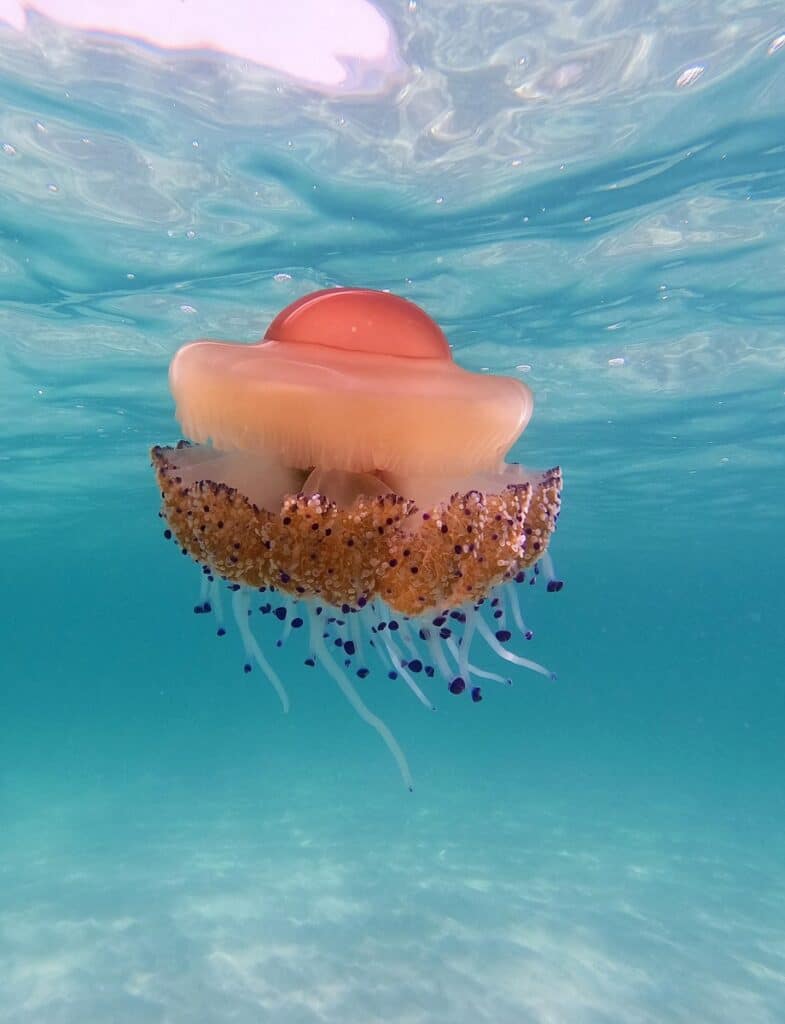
[
  {"x1": 151, "y1": 287, "x2": 563, "y2": 788},
  {"x1": 169, "y1": 287, "x2": 533, "y2": 479}
]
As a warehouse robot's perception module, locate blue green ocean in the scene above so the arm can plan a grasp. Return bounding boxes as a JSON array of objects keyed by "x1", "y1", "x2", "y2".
[{"x1": 1, "y1": 3, "x2": 784, "y2": 1021}]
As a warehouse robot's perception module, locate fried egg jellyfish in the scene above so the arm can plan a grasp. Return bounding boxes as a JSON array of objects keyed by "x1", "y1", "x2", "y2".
[{"x1": 151, "y1": 288, "x2": 563, "y2": 788}]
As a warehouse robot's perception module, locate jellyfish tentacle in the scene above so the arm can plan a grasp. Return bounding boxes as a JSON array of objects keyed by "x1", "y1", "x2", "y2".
[
  {"x1": 474, "y1": 614, "x2": 556, "y2": 681},
  {"x1": 443, "y1": 635, "x2": 509, "y2": 687},
  {"x1": 348, "y1": 614, "x2": 365, "y2": 666},
  {"x1": 393, "y1": 617, "x2": 421, "y2": 660},
  {"x1": 461, "y1": 661, "x2": 513, "y2": 687},
  {"x1": 504, "y1": 580, "x2": 534, "y2": 640},
  {"x1": 309, "y1": 614, "x2": 414, "y2": 791},
  {"x1": 209, "y1": 575, "x2": 226, "y2": 636},
  {"x1": 397, "y1": 618, "x2": 439, "y2": 682},
  {"x1": 423, "y1": 628, "x2": 454, "y2": 683},
  {"x1": 231, "y1": 588, "x2": 290, "y2": 712},
  {"x1": 377, "y1": 627, "x2": 435, "y2": 710},
  {"x1": 457, "y1": 609, "x2": 479, "y2": 684},
  {"x1": 367, "y1": 606, "x2": 434, "y2": 709},
  {"x1": 274, "y1": 596, "x2": 295, "y2": 648},
  {"x1": 489, "y1": 593, "x2": 507, "y2": 628},
  {"x1": 540, "y1": 551, "x2": 565, "y2": 593},
  {"x1": 380, "y1": 607, "x2": 437, "y2": 706}
]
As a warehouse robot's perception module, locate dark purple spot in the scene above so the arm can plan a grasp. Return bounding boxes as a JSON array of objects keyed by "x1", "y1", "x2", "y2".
[
  {"x1": 547, "y1": 579, "x2": 564, "y2": 593},
  {"x1": 495, "y1": 630, "x2": 511, "y2": 643},
  {"x1": 344, "y1": 640, "x2": 356, "y2": 656},
  {"x1": 408, "y1": 659, "x2": 423, "y2": 673},
  {"x1": 163, "y1": 528, "x2": 172, "y2": 540},
  {"x1": 291, "y1": 617, "x2": 304, "y2": 629},
  {"x1": 304, "y1": 657, "x2": 315, "y2": 667},
  {"x1": 388, "y1": 670, "x2": 398, "y2": 680},
  {"x1": 217, "y1": 627, "x2": 226, "y2": 637},
  {"x1": 439, "y1": 627, "x2": 452, "y2": 640},
  {"x1": 243, "y1": 663, "x2": 252, "y2": 674},
  {"x1": 449, "y1": 677, "x2": 466, "y2": 695},
  {"x1": 357, "y1": 668, "x2": 369, "y2": 679},
  {"x1": 388, "y1": 620, "x2": 399, "y2": 631},
  {"x1": 471, "y1": 686, "x2": 483, "y2": 703}
]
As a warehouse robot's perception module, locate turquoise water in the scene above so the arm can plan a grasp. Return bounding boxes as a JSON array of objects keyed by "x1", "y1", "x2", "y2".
[{"x1": 2, "y1": 6, "x2": 785, "y2": 1021}]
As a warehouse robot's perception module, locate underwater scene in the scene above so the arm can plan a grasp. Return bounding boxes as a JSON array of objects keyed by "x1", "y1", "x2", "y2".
[{"x1": 1, "y1": 1, "x2": 784, "y2": 1021}]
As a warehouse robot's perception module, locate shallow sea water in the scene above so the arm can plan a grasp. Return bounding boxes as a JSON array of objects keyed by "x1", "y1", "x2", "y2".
[{"x1": 1, "y1": 3, "x2": 784, "y2": 1021}]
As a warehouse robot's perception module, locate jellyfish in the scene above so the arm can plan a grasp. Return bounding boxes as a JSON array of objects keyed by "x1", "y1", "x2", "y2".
[{"x1": 151, "y1": 288, "x2": 563, "y2": 788}]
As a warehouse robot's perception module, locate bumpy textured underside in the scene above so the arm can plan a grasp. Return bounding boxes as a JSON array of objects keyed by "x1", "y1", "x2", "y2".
[{"x1": 151, "y1": 443, "x2": 562, "y2": 615}]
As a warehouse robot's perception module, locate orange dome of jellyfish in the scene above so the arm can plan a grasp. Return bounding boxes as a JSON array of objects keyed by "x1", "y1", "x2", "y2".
[{"x1": 151, "y1": 287, "x2": 563, "y2": 788}]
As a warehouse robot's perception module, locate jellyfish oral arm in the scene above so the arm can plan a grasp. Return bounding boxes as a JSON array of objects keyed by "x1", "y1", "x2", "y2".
[{"x1": 308, "y1": 613, "x2": 414, "y2": 791}]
